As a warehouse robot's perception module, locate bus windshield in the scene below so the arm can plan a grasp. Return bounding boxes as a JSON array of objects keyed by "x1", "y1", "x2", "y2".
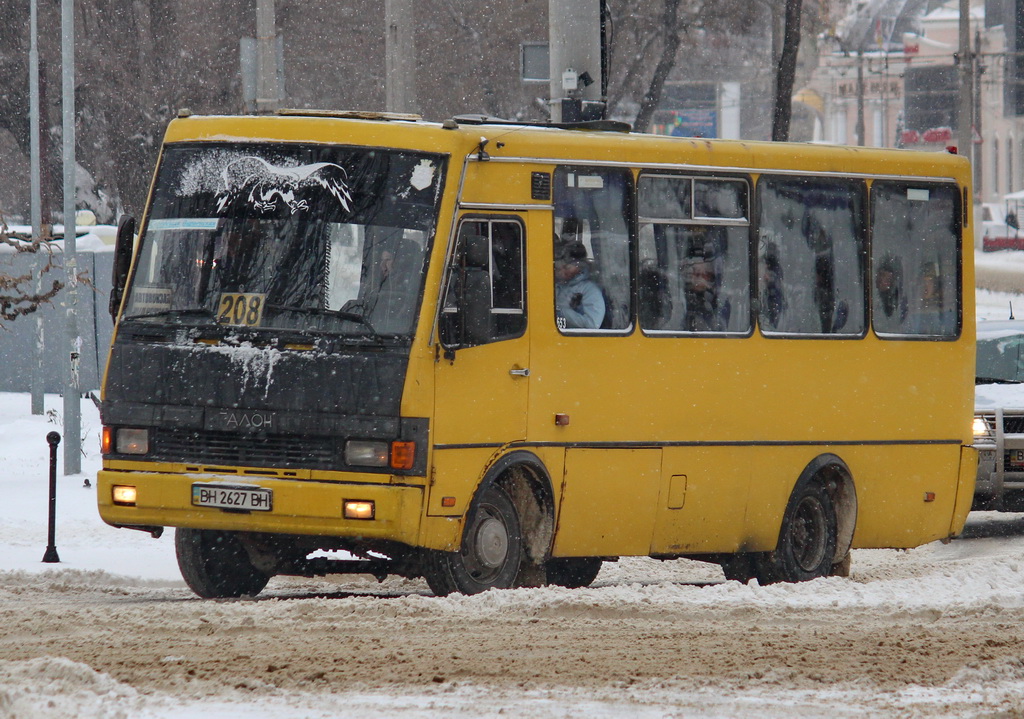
[{"x1": 122, "y1": 142, "x2": 447, "y2": 336}]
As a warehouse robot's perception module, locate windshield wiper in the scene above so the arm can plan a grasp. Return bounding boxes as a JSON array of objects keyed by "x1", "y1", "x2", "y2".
[
  {"x1": 977, "y1": 376, "x2": 1024, "y2": 385},
  {"x1": 123, "y1": 308, "x2": 216, "y2": 324},
  {"x1": 266, "y1": 304, "x2": 377, "y2": 334}
]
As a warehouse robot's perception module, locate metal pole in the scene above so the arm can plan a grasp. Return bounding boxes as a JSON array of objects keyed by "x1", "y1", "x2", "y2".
[
  {"x1": 548, "y1": 0, "x2": 603, "y2": 123},
  {"x1": 956, "y1": 0, "x2": 973, "y2": 168},
  {"x1": 855, "y1": 52, "x2": 865, "y2": 146},
  {"x1": 42, "y1": 431, "x2": 61, "y2": 563},
  {"x1": 973, "y1": 27, "x2": 983, "y2": 198},
  {"x1": 255, "y1": 0, "x2": 280, "y2": 113},
  {"x1": 384, "y1": 0, "x2": 416, "y2": 113},
  {"x1": 29, "y1": 0, "x2": 44, "y2": 416},
  {"x1": 61, "y1": 0, "x2": 80, "y2": 476}
]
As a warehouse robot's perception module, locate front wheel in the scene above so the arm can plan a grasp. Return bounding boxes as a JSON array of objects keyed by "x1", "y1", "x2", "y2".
[
  {"x1": 759, "y1": 481, "x2": 838, "y2": 584},
  {"x1": 175, "y1": 528, "x2": 271, "y2": 599},
  {"x1": 423, "y1": 485, "x2": 525, "y2": 596}
]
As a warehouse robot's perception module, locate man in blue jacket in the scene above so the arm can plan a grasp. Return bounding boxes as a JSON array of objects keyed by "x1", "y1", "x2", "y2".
[{"x1": 554, "y1": 240, "x2": 605, "y2": 330}]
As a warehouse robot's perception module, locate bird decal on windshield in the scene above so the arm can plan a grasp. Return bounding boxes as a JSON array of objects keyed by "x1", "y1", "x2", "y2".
[{"x1": 215, "y1": 156, "x2": 353, "y2": 215}]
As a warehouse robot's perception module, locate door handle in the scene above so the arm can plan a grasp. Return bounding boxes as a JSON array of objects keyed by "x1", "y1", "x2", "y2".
[{"x1": 509, "y1": 367, "x2": 530, "y2": 377}]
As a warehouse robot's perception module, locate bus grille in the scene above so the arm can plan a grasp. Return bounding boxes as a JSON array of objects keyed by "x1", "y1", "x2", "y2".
[
  {"x1": 1004, "y1": 415, "x2": 1024, "y2": 434},
  {"x1": 155, "y1": 428, "x2": 337, "y2": 470}
]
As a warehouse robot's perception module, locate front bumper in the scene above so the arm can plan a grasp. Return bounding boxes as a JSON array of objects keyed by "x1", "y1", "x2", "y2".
[{"x1": 97, "y1": 469, "x2": 424, "y2": 545}]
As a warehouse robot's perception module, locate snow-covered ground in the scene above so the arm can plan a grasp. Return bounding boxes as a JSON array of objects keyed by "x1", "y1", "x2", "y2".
[{"x1": 3, "y1": 254, "x2": 1024, "y2": 718}]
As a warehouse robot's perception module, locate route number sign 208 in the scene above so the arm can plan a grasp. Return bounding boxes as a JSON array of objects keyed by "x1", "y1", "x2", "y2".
[{"x1": 217, "y1": 293, "x2": 265, "y2": 326}]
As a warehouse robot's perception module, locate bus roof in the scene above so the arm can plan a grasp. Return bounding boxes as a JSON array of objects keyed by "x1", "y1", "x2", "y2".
[{"x1": 162, "y1": 110, "x2": 971, "y2": 183}]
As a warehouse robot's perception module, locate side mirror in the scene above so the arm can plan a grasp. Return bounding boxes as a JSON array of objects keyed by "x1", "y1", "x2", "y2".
[
  {"x1": 109, "y1": 215, "x2": 136, "y2": 322},
  {"x1": 438, "y1": 234, "x2": 492, "y2": 357}
]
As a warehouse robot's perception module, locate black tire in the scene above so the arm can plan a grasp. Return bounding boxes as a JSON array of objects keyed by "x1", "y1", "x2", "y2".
[
  {"x1": 831, "y1": 551, "x2": 852, "y2": 578},
  {"x1": 759, "y1": 481, "x2": 838, "y2": 584},
  {"x1": 423, "y1": 484, "x2": 524, "y2": 596},
  {"x1": 545, "y1": 557, "x2": 602, "y2": 589},
  {"x1": 175, "y1": 528, "x2": 271, "y2": 599},
  {"x1": 720, "y1": 553, "x2": 760, "y2": 583}
]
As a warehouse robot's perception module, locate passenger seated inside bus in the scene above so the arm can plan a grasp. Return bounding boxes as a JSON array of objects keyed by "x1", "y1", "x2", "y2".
[
  {"x1": 554, "y1": 239, "x2": 606, "y2": 330},
  {"x1": 676, "y1": 228, "x2": 733, "y2": 332},
  {"x1": 908, "y1": 260, "x2": 956, "y2": 335},
  {"x1": 874, "y1": 254, "x2": 908, "y2": 324},
  {"x1": 680, "y1": 253, "x2": 730, "y2": 332}
]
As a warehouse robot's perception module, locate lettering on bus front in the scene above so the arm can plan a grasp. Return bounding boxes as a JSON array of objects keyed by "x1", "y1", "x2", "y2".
[{"x1": 209, "y1": 410, "x2": 274, "y2": 431}]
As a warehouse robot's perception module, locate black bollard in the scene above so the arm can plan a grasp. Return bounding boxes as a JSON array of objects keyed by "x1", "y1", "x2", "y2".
[{"x1": 42, "y1": 431, "x2": 61, "y2": 563}]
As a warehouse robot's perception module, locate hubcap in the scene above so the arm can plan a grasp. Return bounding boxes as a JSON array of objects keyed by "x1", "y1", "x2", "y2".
[
  {"x1": 792, "y1": 496, "x2": 827, "y2": 571},
  {"x1": 475, "y1": 515, "x2": 509, "y2": 569}
]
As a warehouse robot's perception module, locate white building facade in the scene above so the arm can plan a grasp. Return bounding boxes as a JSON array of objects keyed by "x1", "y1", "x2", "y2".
[{"x1": 809, "y1": 0, "x2": 1024, "y2": 203}]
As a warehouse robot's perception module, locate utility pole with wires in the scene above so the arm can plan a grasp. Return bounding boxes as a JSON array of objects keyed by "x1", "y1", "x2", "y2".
[
  {"x1": 956, "y1": 0, "x2": 974, "y2": 170},
  {"x1": 255, "y1": 0, "x2": 281, "y2": 113},
  {"x1": 548, "y1": 0, "x2": 605, "y2": 123},
  {"x1": 385, "y1": 0, "x2": 417, "y2": 114}
]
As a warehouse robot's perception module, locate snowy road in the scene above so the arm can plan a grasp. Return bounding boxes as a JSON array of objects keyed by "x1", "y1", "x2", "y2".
[{"x1": 4, "y1": 516, "x2": 1024, "y2": 718}]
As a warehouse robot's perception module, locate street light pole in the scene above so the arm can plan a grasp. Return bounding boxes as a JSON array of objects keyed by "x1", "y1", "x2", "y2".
[{"x1": 61, "y1": 0, "x2": 81, "y2": 476}]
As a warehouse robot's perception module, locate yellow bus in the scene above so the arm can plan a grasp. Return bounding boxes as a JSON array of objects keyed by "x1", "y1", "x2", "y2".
[{"x1": 97, "y1": 110, "x2": 977, "y2": 597}]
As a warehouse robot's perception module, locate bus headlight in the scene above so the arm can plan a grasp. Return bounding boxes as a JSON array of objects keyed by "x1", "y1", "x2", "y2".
[
  {"x1": 345, "y1": 440, "x2": 389, "y2": 467},
  {"x1": 345, "y1": 440, "x2": 416, "y2": 470},
  {"x1": 116, "y1": 428, "x2": 150, "y2": 455}
]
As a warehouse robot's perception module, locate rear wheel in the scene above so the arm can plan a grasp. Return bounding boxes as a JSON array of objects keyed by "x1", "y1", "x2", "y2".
[
  {"x1": 424, "y1": 485, "x2": 524, "y2": 596},
  {"x1": 759, "y1": 481, "x2": 837, "y2": 584},
  {"x1": 545, "y1": 557, "x2": 602, "y2": 588},
  {"x1": 175, "y1": 528, "x2": 270, "y2": 599}
]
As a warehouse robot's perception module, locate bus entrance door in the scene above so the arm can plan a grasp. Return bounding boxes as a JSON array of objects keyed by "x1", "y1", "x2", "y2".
[
  {"x1": 430, "y1": 216, "x2": 530, "y2": 515},
  {"x1": 432, "y1": 334, "x2": 530, "y2": 446}
]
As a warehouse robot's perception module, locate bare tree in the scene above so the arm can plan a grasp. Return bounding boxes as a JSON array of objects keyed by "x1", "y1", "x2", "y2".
[
  {"x1": 771, "y1": 0, "x2": 803, "y2": 141},
  {"x1": 632, "y1": 0, "x2": 684, "y2": 132},
  {"x1": 0, "y1": 0, "x2": 806, "y2": 221},
  {"x1": 606, "y1": 0, "x2": 761, "y2": 132},
  {"x1": 0, "y1": 220, "x2": 64, "y2": 324}
]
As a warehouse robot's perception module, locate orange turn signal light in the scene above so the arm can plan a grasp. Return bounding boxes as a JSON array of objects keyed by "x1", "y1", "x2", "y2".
[{"x1": 390, "y1": 441, "x2": 415, "y2": 470}]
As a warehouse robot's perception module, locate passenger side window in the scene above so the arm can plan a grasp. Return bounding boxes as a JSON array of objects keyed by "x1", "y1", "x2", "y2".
[
  {"x1": 871, "y1": 182, "x2": 960, "y2": 338},
  {"x1": 439, "y1": 218, "x2": 526, "y2": 347},
  {"x1": 637, "y1": 175, "x2": 751, "y2": 334},
  {"x1": 756, "y1": 177, "x2": 866, "y2": 336},
  {"x1": 553, "y1": 167, "x2": 633, "y2": 333}
]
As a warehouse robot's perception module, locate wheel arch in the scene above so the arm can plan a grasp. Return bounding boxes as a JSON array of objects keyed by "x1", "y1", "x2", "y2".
[
  {"x1": 474, "y1": 449, "x2": 556, "y2": 566},
  {"x1": 790, "y1": 453, "x2": 858, "y2": 564}
]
